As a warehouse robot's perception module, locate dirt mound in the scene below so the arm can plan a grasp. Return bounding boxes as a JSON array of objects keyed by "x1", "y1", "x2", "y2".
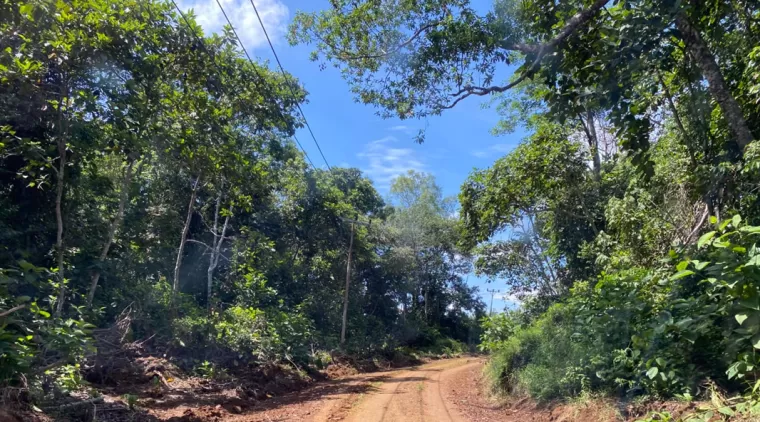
[{"x1": 324, "y1": 351, "x2": 420, "y2": 379}]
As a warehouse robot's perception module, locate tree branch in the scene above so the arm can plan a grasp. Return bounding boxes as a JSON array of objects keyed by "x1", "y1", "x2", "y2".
[
  {"x1": 0, "y1": 304, "x2": 26, "y2": 318},
  {"x1": 444, "y1": 0, "x2": 609, "y2": 109},
  {"x1": 186, "y1": 239, "x2": 213, "y2": 250},
  {"x1": 330, "y1": 21, "x2": 442, "y2": 61}
]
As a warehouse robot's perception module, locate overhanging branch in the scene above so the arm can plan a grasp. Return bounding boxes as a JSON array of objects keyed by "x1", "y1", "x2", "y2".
[{"x1": 443, "y1": 0, "x2": 609, "y2": 109}]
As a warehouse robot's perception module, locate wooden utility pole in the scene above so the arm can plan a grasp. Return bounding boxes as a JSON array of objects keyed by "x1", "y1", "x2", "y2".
[
  {"x1": 340, "y1": 222, "x2": 354, "y2": 346},
  {"x1": 339, "y1": 216, "x2": 372, "y2": 346},
  {"x1": 487, "y1": 288, "x2": 500, "y2": 315}
]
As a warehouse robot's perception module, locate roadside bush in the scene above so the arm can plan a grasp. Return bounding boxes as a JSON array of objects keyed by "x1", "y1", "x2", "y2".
[
  {"x1": 485, "y1": 304, "x2": 591, "y2": 401},
  {"x1": 0, "y1": 264, "x2": 93, "y2": 396},
  {"x1": 479, "y1": 312, "x2": 520, "y2": 353},
  {"x1": 215, "y1": 304, "x2": 313, "y2": 364},
  {"x1": 487, "y1": 216, "x2": 760, "y2": 402},
  {"x1": 428, "y1": 337, "x2": 466, "y2": 357}
]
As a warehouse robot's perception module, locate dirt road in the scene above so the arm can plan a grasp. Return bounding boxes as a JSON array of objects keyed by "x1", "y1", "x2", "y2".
[
  {"x1": 339, "y1": 358, "x2": 476, "y2": 422},
  {"x1": 221, "y1": 357, "x2": 500, "y2": 422},
  {"x1": 117, "y1": 357, "x2": 623, "y2": 421}
]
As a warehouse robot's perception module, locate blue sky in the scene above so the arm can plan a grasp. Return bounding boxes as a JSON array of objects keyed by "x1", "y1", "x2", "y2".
[{"x1": 177, "y1": 0, "x2": 526, "y2": 312}]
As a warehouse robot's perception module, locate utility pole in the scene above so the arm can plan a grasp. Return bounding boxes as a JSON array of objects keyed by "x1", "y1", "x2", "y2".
[
  {"x1": 487, "y1": 288, "x2": 500, "y2": 315},
  {"x1": 340, "y1": 222, "x2": 354, "y2": 346},
  {"x1": 339, "y1": 216, "x2": 371, "y2": 346}
]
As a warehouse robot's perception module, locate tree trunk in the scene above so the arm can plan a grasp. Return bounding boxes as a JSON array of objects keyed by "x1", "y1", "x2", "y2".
[
  {"x1": 675, "y1": 12, "x2": 754, "y2": 150},
  {"x1": 424, "y1": 286, "x2": 428, "y2": 321},
  {"x1": 656, "y1": 70, "x2": 699, "y2": 167},
  {"x1": 586, "y1": 110, "x2": 601, "y2": 180},
  {"x1": 340, "y1": 222, "x2": 354, "y2": 346},
  {"x1": 54, "y1": 135, "x2": 67, "y2": 317},
  {"x1": 207, "y1": 190, "x2": 231, "y2": 313},
  {"x1": 207, "y1": 190, "x2": 221, "y2": 311},
  {"x1": 87, "y1": 160, "x2": 135, "y2": 307},
  {"x1": 54, "y1": 83, "x2": 69, "y2": 317},
  {"x1": 173, "y1": 176, "x2": 201, "y2": 297}
]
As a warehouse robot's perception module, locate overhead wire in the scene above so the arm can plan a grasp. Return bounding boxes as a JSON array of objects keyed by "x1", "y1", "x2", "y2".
[
  {"x1": 209, "y1": 0, "x2": 350, "y2": 235},
  {"x1": 167, "y1": 0, "x2": 318, "y2": 170},
  {"x1": 247, "y1": 0, "x2": 332, "y2": 171},
  {"x1": 166, "y1": 1, "x2": 370, "y2": 242}
]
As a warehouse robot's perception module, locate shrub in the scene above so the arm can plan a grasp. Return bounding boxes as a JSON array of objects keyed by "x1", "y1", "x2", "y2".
[
  {"x1": 479, "y1": 312, "x2": 520, "y2": 353},
  {"x1": 485, "y1": 304, "x2": 592, "y2": 401},
  {"x1": 0, "y1": 264, "x2": 93, "y2": 395},
  {"x1": 486, "y1": 216, "x2": 760, "y2": 402},
  {"x1": 214, "y1": 305, "x2": 312, "y2": 364}
]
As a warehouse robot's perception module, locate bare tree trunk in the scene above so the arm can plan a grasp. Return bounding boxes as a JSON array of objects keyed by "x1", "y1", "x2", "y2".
[
  {"x1": 207, "y1": 189, "x2": 231, "y2": 313},
  {"x1": 173, "y1": 176, "x2": 201, "y2": 297},
  {"x1": 340, "y1": 222, "x2": 354, "y2": 346},
  {"x1": 87, "y1": 160, "x2": 135, "y2": 307},
  {"x1": 54, "y1": 136, "x2": 67, "y2": 317},
  {"x1": 54, "y1": 83, "x2": 69, "y2": 317},
  {"x1": 675, "y1": 12, "x2": 754, "y2": 150},
  {"x1": 578, "y1": 111, "x2": 600, "y2": 180},
  {"x1": 526, "y1": 213, "x2": 559, "y2": 295},
  {"x1": 424, "y1": 286, "x2": 428, "y2": 321},
  {"x1": 586, "y1": 110, "x2": 601, "y2": 180},
  {"x1": 207, "y1": 190, "x2": 221, "y2": 311}
]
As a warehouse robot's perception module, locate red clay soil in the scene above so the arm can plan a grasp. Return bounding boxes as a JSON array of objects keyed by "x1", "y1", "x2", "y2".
[
  {"x1": 439, "y1": 360, "x2": 622, "y2": 422},
  {"x1": 2, "y1": 358, "x2": 714, "y2": 422}
]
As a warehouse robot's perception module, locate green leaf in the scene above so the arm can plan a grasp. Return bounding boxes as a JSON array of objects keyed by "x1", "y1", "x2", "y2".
[
  {"x1": 676, "y1": 261, "x2": 689, "y2": 271},
  {"x1": 718, "y1": 406, "x2": 735, "y2": 416},
  {"x1": 740, "y1": 225, "x2": 760, "y2": 233},
  {"x1": 736, "y1": 313, "x2": 749, "y2": 325},
  {"x1": 19, "y1": 3, "x2": 34, "y2": 18},
  {"x1": 752, "y1": 333, "x2": 760, "y2": 349},
  {"x1": 732, "y1": 215, "x2": 742, "y2": 228},
  {"x1": 670, "y1": 270, "x2": 694, "y2": 281},
  {"x1": 697, "y1": 231, "x2": 716, "y2": 248},
  {"x1": 710, "y1": 216, "x2": 718, "y2": 224},
  {"x1": 739, "y1": 297, "x2": 760, "y2": 311},
  {"x1": 646, "y1": 367, "x2": 659, "y2": 379}
]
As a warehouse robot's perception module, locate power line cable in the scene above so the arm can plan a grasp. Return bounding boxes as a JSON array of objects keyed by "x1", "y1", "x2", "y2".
[
  {"x1": 247, "y1": 0, "x2": 332, "y2": 171},
  {"x1": 167, "y1": 0, "x2": 317, "y2": 170}
]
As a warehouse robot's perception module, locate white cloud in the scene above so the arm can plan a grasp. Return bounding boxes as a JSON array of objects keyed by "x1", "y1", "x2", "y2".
[
  {"x1": 357, "y1": 136, "x2": 426, "y2": 191},
  {"x1": 176, "y1": 0, "x2": 288, "y2": 50},
  {"x1": 490, "y1": 143, "x2": 513, "y2": 153},
  {"x1": 471, "y1": 143, "x2": 515, "y2": 158},
  {"x1": 387, "y1": 125, "x2": 417, "y2": 136},
  {"x1": 495, "y1": 292, "x2": 521, "y2": 304}
]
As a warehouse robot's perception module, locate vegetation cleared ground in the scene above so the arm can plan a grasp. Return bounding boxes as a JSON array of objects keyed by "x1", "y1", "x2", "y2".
[
  {"x1": 26, "y1": 358, "x2": 625, "y2": 422},
  {"x1": 28, "y1": 357, "x2": 697, "y2": 422}
]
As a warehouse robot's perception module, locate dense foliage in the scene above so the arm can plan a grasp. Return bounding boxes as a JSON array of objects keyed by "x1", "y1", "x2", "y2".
[
  {"x1": 291, "y1": 0, "x2": 760, "y2": 415},
  {"x1": 0, "y1": 0, "x2": 484, "y2": 401}
]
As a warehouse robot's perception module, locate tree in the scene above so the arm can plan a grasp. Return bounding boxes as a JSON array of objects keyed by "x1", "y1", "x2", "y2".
[{"x1": 290, "y1": 0, "x2": 755, "y2": 153}]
